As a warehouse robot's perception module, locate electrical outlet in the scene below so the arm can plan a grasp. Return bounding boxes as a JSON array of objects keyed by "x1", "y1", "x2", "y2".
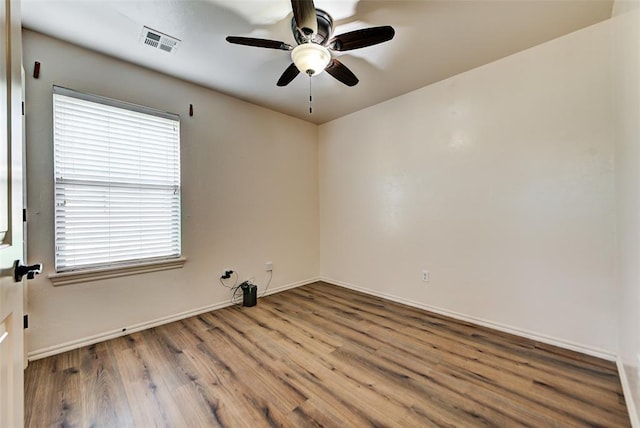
[
  {"x1": 265, "y1": 261, "x2": 273, "y2": 272},
  {"x1": 422, "y1": 270, "x2": 429, "y2": 282}
]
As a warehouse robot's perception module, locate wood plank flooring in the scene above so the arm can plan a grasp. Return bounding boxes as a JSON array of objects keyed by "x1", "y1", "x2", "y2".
[{"x1": 24, "y1": 282, "x2": 630, "y2": 427}]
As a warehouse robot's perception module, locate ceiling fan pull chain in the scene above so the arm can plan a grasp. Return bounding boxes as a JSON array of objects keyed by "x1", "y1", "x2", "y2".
[{"x1": 308, "y1": 73, "x2": 313, "y2": 114}]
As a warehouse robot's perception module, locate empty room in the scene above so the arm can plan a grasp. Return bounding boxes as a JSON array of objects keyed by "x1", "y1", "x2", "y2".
[{"x1": 0, "y1": 0, "x2": 639, "y2": 426}]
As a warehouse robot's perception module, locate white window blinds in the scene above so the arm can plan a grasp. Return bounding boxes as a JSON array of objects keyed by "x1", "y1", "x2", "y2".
[{"x1": 53, "y1": 86, "x2": 181, "y2": 272}]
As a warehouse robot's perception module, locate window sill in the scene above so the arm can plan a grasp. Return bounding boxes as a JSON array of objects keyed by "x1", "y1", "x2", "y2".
[{"x1": 48, "y1": 257, "x2": 187, "y2": 286}]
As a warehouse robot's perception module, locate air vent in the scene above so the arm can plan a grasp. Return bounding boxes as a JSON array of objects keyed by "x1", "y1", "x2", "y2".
[{"x1": 140, "y1": 26, "x2": 181, "y2": 54}]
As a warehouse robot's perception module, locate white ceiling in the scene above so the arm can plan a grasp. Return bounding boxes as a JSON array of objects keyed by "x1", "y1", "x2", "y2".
[{"x1": 21, "y1": 0, "x2": 613, "y2": 124}]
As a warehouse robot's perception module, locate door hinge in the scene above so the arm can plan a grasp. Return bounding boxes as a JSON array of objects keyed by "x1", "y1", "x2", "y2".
[
  {"x1": 22, "y1": 208, "x2": 26, "y2": 222},
  {"x1": 23, "y1": 314, "x2": 29, "y2": 329}
]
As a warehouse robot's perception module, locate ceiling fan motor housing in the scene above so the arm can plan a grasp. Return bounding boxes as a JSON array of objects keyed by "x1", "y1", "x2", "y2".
[{"x1": 292, "y1": 9, "x2": 334, "y2": 45}]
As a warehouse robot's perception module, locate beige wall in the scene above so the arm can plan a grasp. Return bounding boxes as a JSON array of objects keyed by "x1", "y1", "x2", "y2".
[
  {"x1": 612, "y1": 3, "x2": 640, "y2": 424},
  {"x1": 23, "y1": 30, "x2": 319, "y2": 356},
  {"x1": 319, "y1": 20, "x2": 617, "y2": 353}
]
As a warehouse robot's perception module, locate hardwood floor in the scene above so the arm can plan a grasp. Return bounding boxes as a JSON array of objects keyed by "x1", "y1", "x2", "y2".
[{"x1": 25, "y1": 282, "x2": 630, "y2": 427}]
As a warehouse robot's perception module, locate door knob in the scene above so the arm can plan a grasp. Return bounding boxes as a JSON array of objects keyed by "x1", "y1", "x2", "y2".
[{"x1": 13, "y1": 260, "x2": 43, "y2": 282}]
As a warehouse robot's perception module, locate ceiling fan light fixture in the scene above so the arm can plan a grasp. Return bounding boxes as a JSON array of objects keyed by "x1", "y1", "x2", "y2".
[{"x1": 291, "y1": 43, "x2": 331, "y2": 76}]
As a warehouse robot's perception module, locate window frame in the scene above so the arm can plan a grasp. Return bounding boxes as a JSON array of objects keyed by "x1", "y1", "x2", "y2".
[{"x1": 49, "y1": 86, "x2": 185, "y2": 285}]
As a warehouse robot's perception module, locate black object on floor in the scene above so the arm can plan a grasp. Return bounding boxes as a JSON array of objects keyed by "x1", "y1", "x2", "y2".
[{"x1": 241, "y1": 283, "x2": 257, "y2": 307}]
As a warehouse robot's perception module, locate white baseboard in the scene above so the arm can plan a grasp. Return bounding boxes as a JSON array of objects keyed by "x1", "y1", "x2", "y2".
[
  {"x1": 320, "y1": 277, "x2": 617, "y2": 362},
  {"x1": 27, "y1": 277, "x2": 319, "y2": 361},
  {"x1": 617, "y1": 357, "x2": 640, "y2": 428},
  {"x1": 27, "y1": 275, "x2": 615, "y2": 361}
]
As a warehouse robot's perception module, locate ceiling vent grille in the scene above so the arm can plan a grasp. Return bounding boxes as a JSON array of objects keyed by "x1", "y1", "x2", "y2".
[{"x1": 140, "y1": 26, "x2": 180, "y2": 54}]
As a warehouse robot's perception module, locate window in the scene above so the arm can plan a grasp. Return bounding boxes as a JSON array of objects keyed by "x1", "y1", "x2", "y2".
[{"x1": 53, "y1": 86, "x2": 181, "y2": 274}]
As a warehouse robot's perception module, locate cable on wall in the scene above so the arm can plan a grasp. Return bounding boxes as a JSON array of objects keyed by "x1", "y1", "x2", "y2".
[
  {"x1": 219, "y1": 267, "x2": 272, "y2": 305},
  {"x1": 261, "y1": 270, "x2": 273, "y2": 297}
]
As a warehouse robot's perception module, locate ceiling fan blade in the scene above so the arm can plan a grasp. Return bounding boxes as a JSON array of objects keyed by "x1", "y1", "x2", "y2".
[
  {"x1": 325, "y1": 59, "x2": 359, "y2": 87},
  {"x1": 277, "y1": 63, "x2": 301, "y2": 87},
  {"x1": 291, "y1": 0, "x2": 317, "y2": 38},
  {"x1": 226, "y1": 36, "x2": 293, "y2": 51},
  {"x1": 329, "y1": 26, "x2": 395, "y2": 52}
]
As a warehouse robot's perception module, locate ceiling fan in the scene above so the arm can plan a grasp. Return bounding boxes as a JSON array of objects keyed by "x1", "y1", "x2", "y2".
[{"x1": 226, "y1": 0, "x2": 395, "y2": 87}]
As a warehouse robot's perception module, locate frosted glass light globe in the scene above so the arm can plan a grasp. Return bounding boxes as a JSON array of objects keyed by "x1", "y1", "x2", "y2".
[{"x1": 291, "y1": 43, "x2": 331, "y2": 76}]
